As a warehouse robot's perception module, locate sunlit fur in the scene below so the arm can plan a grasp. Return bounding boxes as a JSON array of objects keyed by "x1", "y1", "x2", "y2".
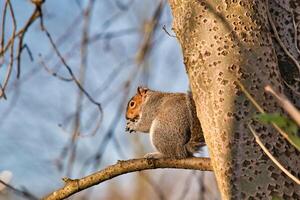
[{"x1": 125, "y1": 86, "x2": 205, "y2": 159}]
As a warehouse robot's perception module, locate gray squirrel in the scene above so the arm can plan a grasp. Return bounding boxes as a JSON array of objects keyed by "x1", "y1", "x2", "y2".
[{"x1": 125, "y1": 86, "x2": 205, "y2": 159}]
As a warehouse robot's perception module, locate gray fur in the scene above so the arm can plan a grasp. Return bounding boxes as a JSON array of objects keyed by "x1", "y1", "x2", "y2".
[{"x1": 126, "y1": 89, "x2": 205, "y2": 159}]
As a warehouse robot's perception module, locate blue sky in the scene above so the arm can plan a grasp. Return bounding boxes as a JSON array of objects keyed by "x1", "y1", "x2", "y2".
[{"x1": 0, "y1": 0, "x2": 194, "y2": 198}]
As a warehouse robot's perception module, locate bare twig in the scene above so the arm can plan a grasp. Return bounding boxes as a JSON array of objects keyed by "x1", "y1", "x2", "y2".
[
  {"x1": 0, "y1": 83, "x2": 6, "y2": 99},
  {"x1": 237, "y1": 80, "x2": 300, "y2": 151},
  {"x1": 272, "y1": 1, "x2": 300, "y2": 56},
  {"x1": 266, "y1": 0, "x2": 300, "y2": 73},
  {"x1": 89, "y1": 28, "x2": 139, "y2": 43},
  {"x1": 81, "y1": 64, "x2": 141, "y2": 174},
  {"x1": 0, "y1": 0, "x2": 16, "y2": 99},
  {"x1": 22, "y1": 44, "x2": 34, "y2": 61},
  {"x1": 236, "y1": 80, "x2": 264, "y2": 113},
  {"x1": 0, "y1": 1, "x2": 39, "y2": 57},
  {"x1": 57, "y1": 59, "x2": 131, "y2": 143},
  {"x1": 0, "y1": 180, "x2": 38, "y2": 200},
  {"x1": 91, "y1": 58, "x2": 132, "y2": 99},
  {"x1": 43, "y1": 157, "x2": 212, "y2": 200},
  {"x1": 292, "y1": 14, "x2": 300, "y2": 55},
  {"x1": 0, "y1": 1, "x2": 42, "y2": 81},
  {"x1": 101, "y1": 1, "x2": 134, "y2": 28},
  {"x1": 39, "y1": 55, "x2": 73, "y2": 81},
  {"x1": 282, "y1": 79, "x2": 300, "y2": 97},
  {"x1": 16, "y1": 3, "x2": 43, "y2": 78},
  {"x1": 5, "y1": 10, "x2": 84, "y2": 94},
  {"x1": 248, "y1": 124, "x2": 300, "y2": 185},
  {"x1": 114, "y1": 0, "x2": 135, "y2": 11},
  {"x1": 65, "y1": 0, "x2": 96, "y2": 177},
  {"x1": 48, "y1": 29, "x2": 137, "y2": 77},
  {"x1": 162, "y1": 25, "x2": 176, "y2": 38},
  {"x1": 136, "y1": 0, "x2": 165, "y2": 64},
  {"x1": 43, "y1": 28, "x2": 103, "y2": 123},
  {"x1": 82, "y1": 93, "x2": 128, "y2": 173},
  {"x1": 0, "y1": 0, "x2": 44, "y2": 99},
  {"x1": 265, "y1": 85, "x2": 300, "y2": 126},
  {"x1": 0, "y1": 1, "x2": 8, "y2": 55},
  {"x1": 74, "y1": 0, "x2": 96, "y2": 135}
]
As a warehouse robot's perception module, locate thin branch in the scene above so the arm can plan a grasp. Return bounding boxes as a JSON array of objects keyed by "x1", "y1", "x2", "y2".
[
  {"x1": 4, "y1": 9, "x2": 84, "y2": 95},
  {"x1": 162, "y1": 25, "x2": 176, "y2": 38},
  {"x1": 81, "y1": 65, "x2": 141, "y2": 173},
  {"x1": 114, "y1": 0, "x2": 135, "y2": 11},
  {"x1": 56, "y1": 60, "x2": 131, "y2": 144},
  {"x1": 0, "y1": 3, "x2": 41, "y2": 56},
  {"x1": 236, "y1": 80, "x2": 264, "y2": 113},
  {"x1": 292, "y1": 14, "x2": 300, "y2": 55},
  {"x1": 66, "y1": 0, "x2": 96, "y2": 176},
  {"x1": 92, "y1": 58, "x2": 132, "y2": 98},
  {"x1": 22, "y1": 44, "x2": 34, "y2": 61},
  {"x1": 272, "y1": 1, "x2": 300, "y2": 56},
  {"x1": 266, "y1": 0, "x2": 300, "y2": 73},
  {"x1": 39, "y1": 55, "x2": 73, "y2": 81},
  {"x1": 48, "y1": 28, "x2": 137, "y2": 75},
  {"x1": 0, "y1": 83, "x2": 6, "y2": 99},
  {"x1": 43, "y1": 28, "x2": 103, "y2": 125},
  {"x1": 16, "y1": 4, "x2": 42, "y2": 78},
  {"x1": 248, "y1": 124, "x2": 300, "y2": 185},
  {"x1": 88, "y1": 28, "x2": 138, "y2": 43},
  {"x1": 0, "y1": 0, "x2": 16, "y2": 99},
  {"x1": 43, "y1": 157, "x2": 212, "y2": 200},
  {"x1": 0, "y1": 180, "x2": 38, "y2": 200},
  {"x1": 136, "y1": 0, "x2": 165, "y2": 64},
  {"x1": 237, "y1": 80, "x2": 300, "y2": 151},
  {"x1": 0, "y1": 1, "x2": 8, "y2": 54},
  {"x1": 82, "y1": 98, "x2": 126, "y2": 173},
  {"x1": 282, "y1": 78, "x2": 300, "y2": 97},
  {"x1": 0, "y1": 0, "x2": 43, "y2": 99},
  {"x1": 265, "y1": 85, "x2": 300, "y2": 126}
]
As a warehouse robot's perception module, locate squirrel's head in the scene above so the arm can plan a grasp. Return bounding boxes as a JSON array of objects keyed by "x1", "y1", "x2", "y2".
[{"x1": 126, "y1": 86, "x2": 149, "y2": 120}]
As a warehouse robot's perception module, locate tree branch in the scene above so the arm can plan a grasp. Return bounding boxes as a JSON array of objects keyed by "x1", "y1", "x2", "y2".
[{"x1": 43, "y1": 157, "x2": 212, "y2": 200}]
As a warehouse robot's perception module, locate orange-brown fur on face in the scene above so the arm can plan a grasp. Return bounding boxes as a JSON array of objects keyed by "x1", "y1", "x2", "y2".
[
  {"x1": 126, "y1": 94, "x2": 142, "y2": 120},
  {"x1": 125, "y1": 87, "x2": 148, "y2": 120}
]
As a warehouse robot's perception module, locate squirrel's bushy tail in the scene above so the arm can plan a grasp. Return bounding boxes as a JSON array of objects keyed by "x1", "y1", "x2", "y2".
[{"x1": 186, "y1": 91, "x2": 205, "y2": 153}]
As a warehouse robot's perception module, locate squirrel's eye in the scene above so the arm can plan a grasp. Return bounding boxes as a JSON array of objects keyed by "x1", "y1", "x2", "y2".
[{"x1": 130, "y1": 101, "x2": 135, "y2": 107}]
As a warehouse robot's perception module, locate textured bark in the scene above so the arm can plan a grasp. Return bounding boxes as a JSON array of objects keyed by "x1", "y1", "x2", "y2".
[
  {"x1": 168, "y1": 0, "x2": 300, "y2": 199},
  {"x1": 269, "y1": 0, "x2": 300, "y2": 107}
]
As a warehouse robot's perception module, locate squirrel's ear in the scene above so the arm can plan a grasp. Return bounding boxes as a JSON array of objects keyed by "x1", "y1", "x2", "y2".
[{"x1": 137, "y1": 86, "x2": 149, "y2": 95}]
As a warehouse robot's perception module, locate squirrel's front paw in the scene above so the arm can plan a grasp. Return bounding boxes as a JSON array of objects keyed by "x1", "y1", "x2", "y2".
[
  {"x1": 144, "y1": 152, "x2": 163, "y2": 159},
  {"x1": 125, "y1": 120, "x2": 137, "y2": 133}
]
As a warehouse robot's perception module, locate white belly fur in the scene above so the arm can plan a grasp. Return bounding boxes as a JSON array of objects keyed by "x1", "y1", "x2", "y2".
[{"x1": 149, "y1": 119, "x2": 158, "y2": 150}]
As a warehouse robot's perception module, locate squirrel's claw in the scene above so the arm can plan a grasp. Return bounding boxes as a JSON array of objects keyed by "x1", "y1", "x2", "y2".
[
  {"x1": 125, "y1": 119, "x2": 137, "y2": 133},
  {"x1": 144, "y1": 152, "x2": 163, "y2": 159},
  {"x1": 125, "y1": 126, "x2": 135, "y2": 134}
]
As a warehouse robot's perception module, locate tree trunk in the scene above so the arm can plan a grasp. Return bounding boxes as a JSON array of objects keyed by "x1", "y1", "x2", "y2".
[{"x1": 168, "y1": 0, "x2": 300, "y2": 199}]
